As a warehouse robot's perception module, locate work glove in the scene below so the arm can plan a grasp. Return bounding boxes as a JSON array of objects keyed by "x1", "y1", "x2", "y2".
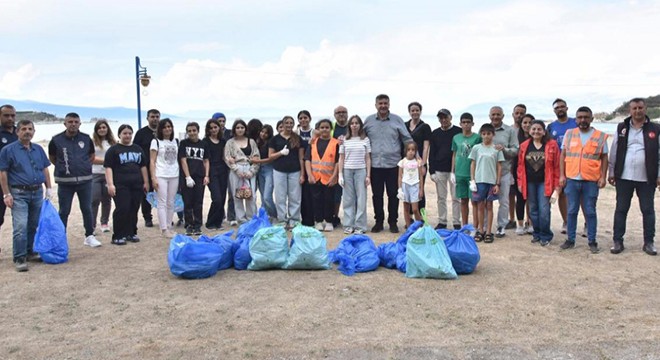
[
  {"x1": 397, "y1": 188, "x2": 404, "y2": 201},
  {"x1": 338, "y1": 175, "x2": 344, "y2": 187},
  {"x1": 279, "y1": 145, "x2": 289, "y2": 156},
  {"x1": 549, "y1": 192, "x2": 558, "y2": 204},
  {"x1": 469, "y1": 180, "x2": 477, "y2": 192},
  {"x1": 450, "y1": 173, "x2": 456, "y2": 185},
  {"x1": 45, "y1": 188, "x2": 53, "y2": 200},
  {"x1": 185, "y1": 176, "x2": 195, "y2": 188}
]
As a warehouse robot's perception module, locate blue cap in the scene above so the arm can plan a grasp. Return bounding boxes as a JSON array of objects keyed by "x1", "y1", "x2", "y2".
[{"x1": 211, "y1": 112, "x2": 225, "y2": 120}]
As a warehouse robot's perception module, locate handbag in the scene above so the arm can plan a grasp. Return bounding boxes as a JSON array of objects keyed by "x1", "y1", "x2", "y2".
[{"x1": 235, "y1": 179, "x2": 252, "y2": 199}]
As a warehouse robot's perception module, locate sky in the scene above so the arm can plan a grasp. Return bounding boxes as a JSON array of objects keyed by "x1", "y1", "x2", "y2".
[{"x1": 1, "y1": 0, "x2": 659, "y2": 122}]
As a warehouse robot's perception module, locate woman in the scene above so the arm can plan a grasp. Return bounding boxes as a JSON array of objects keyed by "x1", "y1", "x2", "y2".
[
  {"x1": 246, "y1": 118, "x2": 263, "y2": 142},
  {"x1": 91, "y1": 119, "x2": 116, "y2": 233},
  {"x1": 338, "y1": 115, "x2": 371, "y2": 234},
  {"x1": 405, "y1": 102, "x2": 431, "y2": 210},
  {"x1": 517, "y1": 119, "x2": 560, "y2": 246},
  {"x1": 150, "y1": 118, "x2": 179, "y2": 238},
  {"x1": 251, "y1": 124, "x2": 277, "y2": 219},
  {"x1": 276, "y1": 120, "x2": 284, "y2": 134},
  {"x1": 224, "y1": 120, "x2": 260, "y2": 224},
  {"x1": 513, "y1": 114, "x2": 533, "y2": 235},
  {"x1": 297, "y1": 110, "x2": 315, "y2": 226},
  {"x1": 104, "y1": 124, "x2": 148, "y2": 245},
  {"x1": 204, "y1": 119, "x2": 228, "y2": 230},
  {"x1": 269, "y1": 116, "x2": 306, "y2": 229}
]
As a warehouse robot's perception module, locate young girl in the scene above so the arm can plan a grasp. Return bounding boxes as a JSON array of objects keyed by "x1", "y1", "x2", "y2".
[
  {"x1": 179, "y1": 122, "x2": 210, "y2": 235},
  {"x1": 150, "y1": 118, "x2": 179, "y2": 238},
  {"x1": 297, "y1": 110, "x2": 314, "y2": 227},
  {"x1": 304, "y1": 119, "x2": 340, "y2": 231},
  {"x1": 91, "y1": 119, "x2": 116, "y2": 234},
  {"x1": 104, "y1": 125, "x2": 148, "y2": 245},
  {"x1": 513, "y1": 114, "x2": 533, "y2": 235},
  {"x1": 517, "y1": 120, "x2": 560, "y2": 246},
  {"x1": 338, "y1": 115, "x2": 371, "y2": 234},
  {"x1": 224, "y1": 120, "x2": 260, "y2": 225},
  {"x1": 204, "y1": 119, "x2": 227, "y2": 230},
  {"x1": 398, "y1": 142, "x2": 425, "y2": 229},
  {"x1": 251, "y1": 124, "x2": 277, "y2": 219}
]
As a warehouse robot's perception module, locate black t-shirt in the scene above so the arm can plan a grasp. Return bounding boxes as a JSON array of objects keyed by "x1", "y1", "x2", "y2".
[
  {"x1": 405, "y1": 120, "x2": 432, "y2": 159},
  {"x1": 269, "y1": 134, "x2": 305, "y2": 173},
  {"x1": 332, "y1": 123, "x2": 348, "y2": 139},
  {"x1": 205, "y1": 137, "x2": 226, "y2": 168},
  {"x1": 134, "y1": 126, "x2": 156, "y2": 159},
  {"x1": 178, "y1": 138, "x2": 209, "y2": 179},
  {"x1": 104, "y1": 143, "x2": 147, "y2": 184},
  {"x1": 525, "y1": 142, "x2": 546, "y2": 183},
  {"x1": 304, "y1": 138, "x2": 340, "y2": 163},
  {"x1": 429, "y1": 125, "x2": 462, "y2": 173},
  {"x1": 258, "y1": 141, "x2": 269, "y2": 159}
]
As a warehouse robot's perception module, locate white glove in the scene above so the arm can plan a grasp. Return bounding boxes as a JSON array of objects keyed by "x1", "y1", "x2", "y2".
[
  {"x1": 397, "y1": 188, "x2": 404, "y2": 201},
  {"x1": 450, "y1": 173, "x2": 456, "y2": 185},
  {"x1": 279, "y1": 145, "x2": 289, "y2": 156},
  {"x1": 469, "y1": 180, "x2": 477, "y2": 192},
  {"x1": 185, "y1": 176, "x2": 195, "y2": 188},
  {"x1": 549, "y1": 192, "x2": 558, "y2": 204},
  {"x1": 338, "y1": 175, "x2": 344, "y2": 187},
  {"x1": 45, "y1": 188, "x2": 53, "y2": 200}
]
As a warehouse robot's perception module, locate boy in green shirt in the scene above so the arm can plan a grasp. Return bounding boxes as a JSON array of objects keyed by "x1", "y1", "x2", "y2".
[{"x1": 451, "y1": 112, "x2": 481, "y2": 227}]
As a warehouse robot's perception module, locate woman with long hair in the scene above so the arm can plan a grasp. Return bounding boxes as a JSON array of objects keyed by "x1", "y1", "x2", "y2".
[
  {"x1": 203, "y1": 118, "x2": 228, "y2": 229},
  {"x1": 305, "y1": 119, "x2": 340, "y2": 231},
  {"x1": 251, "y1": 124, "x2": 277, "y2": 219},
  {"x1": 246, "y1": 118, "x2": 263, "y2": 142},
  {"x1": 224, "y1": 120, "x2": 260, "y2": 224},
  {"x1": 91, "y1": 119, "x2": 116, "y2": 234},
  {"x1": 338, "y1": 115, "x2": 371, "y2": 234},
  {"x1": 297, "y1": 110, "x2": 315, "y2": 226},
  {"x1": 513, "y1": 114, "x2": 533, "y2": 235},
  {"x1": 150, "y1": 118, "x2": 179, "y2": 238}
]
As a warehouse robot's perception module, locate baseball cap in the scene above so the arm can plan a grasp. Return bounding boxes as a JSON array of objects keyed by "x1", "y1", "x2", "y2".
[{"x1": 437, "y1": 109, "x2": 452, "y2": 117}]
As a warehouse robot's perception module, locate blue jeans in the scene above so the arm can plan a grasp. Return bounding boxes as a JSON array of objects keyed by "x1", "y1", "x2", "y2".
[
  {"x1": 257, "y1": 164, "x2": 277, "y2": 218},
  {"x1": 527, "y1": 182, "x2": 553, "y2": 242},
  {"x1": 10, "y1": 187, "x2": 43, "y2": 261},
  {"x1": 342, "y1": 168, "x2": 367, "y2": 231},
  {"x1": 565, "y1": 179, "x2": 598, "y2": 243},
  {"x1": 58, "y1": 181, "x2": 94, "y2": 236}
]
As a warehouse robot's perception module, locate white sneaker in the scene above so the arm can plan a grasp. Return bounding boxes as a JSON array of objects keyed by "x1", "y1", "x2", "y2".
[
  {"x1": 343, "y1": 227, "x2": 353, "y2": 235},
  {"x1": 324, "y1": 223, "x2": 334, "y2": 232},
  {"x1": 515, "y1": 226, "x2": 525, "y2": 236},
  {"x1": 100, "y1": 224, "x2": 111, "y2": 233},
  {"x1": 315, "y1": 222, "x2": 324, "y2": 231},
  {"x1": 525, "y1": 223, "x2": 534, "y2": 234},
  {"x1": 84, "y1": 235, "x2": 102, "y2": 247},
  {"x1": 229, "y1": 220, "x2": 238, "y2": 226},
  {"x1": 353, "y1": 229, "x2": 365, "y2": 235}
]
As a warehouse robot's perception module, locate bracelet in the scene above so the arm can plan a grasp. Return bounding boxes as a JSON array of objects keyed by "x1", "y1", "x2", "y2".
[{"x1": 3, "y1": 194, "x2": 12, "y2": 199}]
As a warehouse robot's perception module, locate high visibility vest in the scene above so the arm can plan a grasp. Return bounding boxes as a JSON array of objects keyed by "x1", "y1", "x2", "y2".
[
  {"x1": 311, "y1": 138, "x2": 339, "y2": 185},
  {"x1": 564, "y1": 128, "x2": 607, "y2": 181}
]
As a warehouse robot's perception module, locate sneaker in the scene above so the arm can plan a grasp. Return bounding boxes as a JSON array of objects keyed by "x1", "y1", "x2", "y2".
[
  {"x1": 540, "y1": 240, "x2": 550, "y2": 247},
  {"x1": 27, "y1": 252, "x2": 43, "y2": 262},
  {"x1": 354, "y1": 229, "x2": 365, "y2": 235},
  {"x1": 193, "y1": 227, "x2": 203, "y2": 236},
  {"x1": 389, "y1": 223, "x2": 400, "y2": 233},
  {"x1": 531, "y1": 237, "x2": 540, "y2": 244},
  {"x1": 162, "y1": 230, "x2": 176, "y2": 238},
  {"x1": 332, "y1": 216, "x2": 341, "y2": 227},
  {"x1": 581, "y1": 223, "x2": 587, "y2": 238},
  {"x1": 15, "y1": 257, "x2": 28, "y2": 272},
  {"x1": 145, "y1": 219, "x2": 154, "y2": 228},
  {"x1": 435, "y1": 223, "x2": 447, "y2": 230},
  {"x1": 561, "y1": 223, "x2": 567, "y2": 234},
  {"x1": 515, "y1": 226, "x2": 526, "y2": 236},
  {"x1": 100, "y1": 224, "x2": 111, "y2": 233},
  {"x1": 111, "y1": 237, "x2": 127, "y2": 245},
  {"x1": 371, "y1": 223, "x2": 384, "y2": 233},
  {"x1": 229, "y1": 220, "x2": 238, "y2": 227},
  {"x1": 84, "y1": 235, "x2": 102, "y2": 248},
  {"x1": 495, "y1": 227, "x2": 506, "y2": 238},
  {"x1": 588, "y1": 242, "x2": 600, "y2": 254},
  {"x1": 126, "y1": 234, "x2": 140, "y2": 243},
  {"x1": 185, "y1": 226, "x2": 194, "y2": 236},
  {"x1": 453, "y1": 224, "x2": 462, "y2": 230},
  {"x1": 505, "y1": 220, "x2": 516, "y2": 230},
  {"x1": 524, "y1": 222, "x2": 534, "y2": 234},
  {"x1": 324, "y1": 223, "x2": 334, "y2": 232},
  {"x1": 315, "y1": 222, "x2": 324, "y2": 231},
  {"x1": 343, "y1": 227, "x2": 353, "y2": 235},
  {"x1": 560, "y1": 240, "x2": 575, "y2": 250}
]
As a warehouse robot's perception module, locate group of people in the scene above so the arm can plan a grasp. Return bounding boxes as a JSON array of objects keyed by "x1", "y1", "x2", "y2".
[{"x1": 0, "y1": 95, "x2": 658, "y2": 272}]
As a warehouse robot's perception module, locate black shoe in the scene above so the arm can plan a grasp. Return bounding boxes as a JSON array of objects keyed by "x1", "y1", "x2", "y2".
[
  {"x1": 505, "y1": 220, "x2": 516, "y2": 230},
  {"x1": 560, "y1": 240, "x2": 575, "y2": 250},
  {"x1": 15, "y1": 257, "x2": 28, "y2": 272},
  {"x1": 126, "y1": 234, "x2": 140, "y2": 243},
  {"x1": 453, "y1": 224, "x2": 462, "y2": 230},
  {"x1": 176, "y1": 219, "x2": 185, "y2": 227},
  {"x1": 610, "y1": 241, "x2": 624, "y2": 254},
  {"x1": 435, "y1": 223, "x2": 447, "y2": 230},
  {"x1": 185, "y1": 226, "x2": 194, "y2": 236},
  {"x1": 389, "y1": 223, "x2": 399, "y2": 233},
  {"x1": 643, "y1": 243, "x2": 657, "y2": 256},
  {"x1": 193, "y1": 226, "x2": 202, "y2": 236},
  {"x1": 371, "y1": 223, "x2": 384, "y2": 233},
  {"x1": 111, "y1": 237, "x2": 127, "y2": 245},
  {"x1": 531, "y1": 237, "x2": 540, "y2": 244},
  {"x1": 589, "y1": 242, "x2": 600, "y2": 254},
  {"x1": 27, "y1": 252, "x2": 43, "y2": 262},
  {"x1": 332, "y1": 216, "x2": 341, "y2": 227},
  {"x1": 145, "y1": 219, "x2": 153, "y2": 228}
]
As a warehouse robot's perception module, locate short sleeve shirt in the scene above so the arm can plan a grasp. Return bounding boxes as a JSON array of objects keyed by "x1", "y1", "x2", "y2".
[
  {"x1": 398, "y1": 158, "x2": 421, "y2": 185},
  {"x1": 451, "y1": 133, "x2": 481, "y2": 178},
  {"x1": 468, "y1": 144, "x2": 505, "y2": 184},
  {"x1": 150, "y1": 138, "x2": 179, "y2": 178}
]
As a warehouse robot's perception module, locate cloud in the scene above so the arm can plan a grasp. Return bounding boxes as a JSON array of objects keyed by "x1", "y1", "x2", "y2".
[
  {"x1": 179, "y1": 42, "x2": 228, "y2": 53},
  {"x1": 0, "y1": 64, "x2": 40, "y2": 97}
]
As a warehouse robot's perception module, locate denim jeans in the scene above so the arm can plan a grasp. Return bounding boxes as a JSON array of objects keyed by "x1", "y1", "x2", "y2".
[
  {"x1": 257, "y1": 164, "x2": 277, "y2": 218},
  {"x1": 342, "y1": 168, "x2": 367, "y2": 231},
  {"x1": 58, "y1": 181, "x2": 94, "y2": 236},
  {"x1": 273, "y1": 170, "x2": 301, "y2": 224},
  {"x1": 613, "y1": 179, "x2": 656, "y2": 245},
  {"x1": 564, "y1": 179, "x2": 598, "y2": 243},
  {"x1": 10, "y1": 187, "x2": 43, "y2": 261},
  {"x1": 526, "y1": 182, "x2": 553, "y2": 242}
]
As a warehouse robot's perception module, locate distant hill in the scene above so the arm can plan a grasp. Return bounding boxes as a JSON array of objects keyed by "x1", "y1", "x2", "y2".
[{"x1": 16, "y1": 111, "x2": 62, "y2": 123}]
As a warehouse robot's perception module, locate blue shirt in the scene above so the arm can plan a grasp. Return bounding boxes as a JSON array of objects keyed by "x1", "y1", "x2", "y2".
[
  {"x1": 0, "y1": 141, "x2": 51, "y2": 186},
  {"x1": 548, "y1": 118, "x2": 577, "y2": 149},
  {"x1": 364, "y1": 112, "x2": 413, "y2": 168}
]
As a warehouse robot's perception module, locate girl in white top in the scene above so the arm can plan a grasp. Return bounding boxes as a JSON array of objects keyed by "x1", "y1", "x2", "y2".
[
  {"x1": 338, "y1": 115, "x2": 371, "y2": 234},
  {"x1": 91, "y1": 119, "x2": 116, "y2": 233},
  {"x1": 150, "y1": 118, "x2": 179, "y2": 237},
  {"x1": 398, "y1": 142, "x2": 424, "y2": 228}
]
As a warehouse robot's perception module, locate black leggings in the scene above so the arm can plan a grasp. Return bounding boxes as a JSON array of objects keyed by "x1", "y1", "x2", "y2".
[{"x1": 515, "y1": 187, "x2": 526, "y2": 221}]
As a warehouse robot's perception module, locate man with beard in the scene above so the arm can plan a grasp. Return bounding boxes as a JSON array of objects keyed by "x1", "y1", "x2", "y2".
[
  {"x1": 0, "y1": 105, "x2": 18, "y2": 243},
  {"x1": 133, "y1": 109, "x2": 161, "y2": 227},
  {"x1": 489, "y1": 106, "x2": 519, "y2": 237}
]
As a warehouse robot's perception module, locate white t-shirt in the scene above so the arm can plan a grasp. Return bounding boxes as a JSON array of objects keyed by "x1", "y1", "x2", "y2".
[
  {"x1": 93, "y1": 140, "x2": 111, "y2": 174},
  {"x1": 150, "y1": 138, "x2": 179, "y2": 178},
  {"x1": 339, "y1": 137, "x2": 371, "y2": 170},
  {"x1": 398, "y1": 158, "x2": 421, "y2": 185}
]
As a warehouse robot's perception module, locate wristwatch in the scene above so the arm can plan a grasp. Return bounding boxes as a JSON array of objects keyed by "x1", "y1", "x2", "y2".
[{"x1": 3, "y1": 194, "x2": 11, "y2": 199}]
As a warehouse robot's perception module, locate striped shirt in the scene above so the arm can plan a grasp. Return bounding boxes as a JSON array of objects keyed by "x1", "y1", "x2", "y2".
[{"x1": 339, "y1": 137, "x2": 371, "y2": 170}]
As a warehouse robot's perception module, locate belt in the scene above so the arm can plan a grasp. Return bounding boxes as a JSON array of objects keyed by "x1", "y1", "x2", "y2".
[
  {"x1": 55, "y1": 175, "x2": 93, "y2": 183},
  {"x1": 11, "y1": 184, "x2": 42, "y2": 191}
]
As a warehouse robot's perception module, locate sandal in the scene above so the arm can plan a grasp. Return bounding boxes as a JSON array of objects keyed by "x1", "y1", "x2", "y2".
[
  {"x1": 474, "y1": 231, "x2": 483, "y2": 242},
  {"x1": 484, "y1": 233, "x2": 494, "y2": 243}
]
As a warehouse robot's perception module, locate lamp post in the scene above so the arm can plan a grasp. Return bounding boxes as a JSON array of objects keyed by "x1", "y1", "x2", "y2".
[{"x1": 135, "y1": 56, "x2": 151, "y2": 128}]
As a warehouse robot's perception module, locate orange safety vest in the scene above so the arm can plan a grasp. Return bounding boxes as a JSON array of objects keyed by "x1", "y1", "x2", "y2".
[
  {"x1": 311, "y1": 137, "x2": 339, "y2": 185},
  {"x1": 563, "y1": 128, "x2": 607, "y2": 181}
]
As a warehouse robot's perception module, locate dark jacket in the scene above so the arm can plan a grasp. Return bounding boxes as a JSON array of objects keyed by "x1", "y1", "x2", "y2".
[{"x1": 613, "y1": 116, "x2": 659, "y2": 184}]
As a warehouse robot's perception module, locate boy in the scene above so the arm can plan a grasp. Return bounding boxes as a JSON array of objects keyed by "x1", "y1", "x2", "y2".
[
  {"x1": 469, "y1": 123, "x2": 504, "y2": 243},
  {"x1": 451, "y1": 113, "x2": 481, "y2": 227},
  {"x1": 178, "y1": 122, "x2": 210, "y2": 236}
]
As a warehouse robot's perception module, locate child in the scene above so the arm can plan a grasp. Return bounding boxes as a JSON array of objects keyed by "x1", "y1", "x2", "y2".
[
  {"x1": 398, "y1": 142, "x2": 424, "y2": 229},
  {"x1": 451, "y1": 113, "x2": 481, "y2": 227},
  {"x1": 338, "y1": 115, "x2": 371, "y2": 235},
  {"x1": 305, "y1": 119, "x2": 340, "y2": 232},
  {"x1": 469, "y1": 123, "x2": 504, "y2": 243},
  {"x1": 179, "y1": 122, "x2": 210, "y2": 236}
]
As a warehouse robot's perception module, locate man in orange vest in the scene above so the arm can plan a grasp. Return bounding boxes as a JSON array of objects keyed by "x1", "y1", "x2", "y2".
[{"x1": 559, "y1": 106, "x2": 608, "y2": 253}]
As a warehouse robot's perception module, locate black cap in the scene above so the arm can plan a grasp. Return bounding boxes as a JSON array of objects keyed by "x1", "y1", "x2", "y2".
[{"x1": 437, "y1": 108, "x2": 451, "y2": 117}]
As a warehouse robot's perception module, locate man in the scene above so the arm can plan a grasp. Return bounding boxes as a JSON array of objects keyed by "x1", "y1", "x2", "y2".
[
  {"x1": 48, "y1": 112, "x2": 101, "y2": 247},
  {"x1": 0, "y1": 105, "x2": 18, "y2": 240},
  {"x1": 547, "y1": 99, "x2": 578, "y2": 233},
  {"x1": 429, "y1": 108, "x2": 461, "y2": 229},
  {"x1": 0, "y1": 120, "x2": 53, "y2": 271},
  {"x1": 506, "y1": 104, "x2": 526, "y2": 229},
  {"x1": 489, "y1": 106, "x2": 519, "y2": 237},
  {"x1": 211, "y1": 112, "x2": 235, "y2": 226},
  {"x1": 608, "y1": 98, "x2": 659, "y2": 256},
  {"x1": 559, "y1": 106, "x2": 608, "y2": 253},
  {"x1": 133, "y1": 109, "x2": 161, "y2": 227},
  {"x1": 331, "y1": 105, "x2": 349, "y2": 227},
  {"x1": 364, "y1": 94, "x2": 413, "y2": 233}
]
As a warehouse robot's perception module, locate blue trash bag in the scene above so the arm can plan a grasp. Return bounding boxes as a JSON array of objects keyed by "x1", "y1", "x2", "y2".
[
  {"x1": 168, "y1": 234, "x2": 223, "y2": 279},
  {"x1": 284, "y1": 224, "x2": 330, "y2": 270},
  {"x1": 234, "y1": 208, "x2": 271, "y2": 270},
  {"x1": 34, "y1": 199, "x2": 69, "y2": 264},
  {"x1": 393, "y1": 220, "x2": 423, "y2": 272},
  {"x1": 146, "y1": 191, "x2": 184, "y2": 213},
  {"x1": 405, "y1": 225, "x2": 457, "y2": 279},
  {"x1": 437, "y1": 225, "x2": 480, "y2": 274},
  {"x1": 328, "y1": 234, "x2": 380, "y2": 276},
  {"x1": 198, "y1": 230, "x2": 235, "y2": 270},
  {"x1": 377, "y1": 242, "x2": 399, "y2": 269},
  {"x1": 248, "y1": 226, "x2": 289, "y2": 270}
]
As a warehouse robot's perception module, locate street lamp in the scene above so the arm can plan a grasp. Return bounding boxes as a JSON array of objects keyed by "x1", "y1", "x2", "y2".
[{"x1": 135, "y1": 56, "x2": 151, "y2": 128}]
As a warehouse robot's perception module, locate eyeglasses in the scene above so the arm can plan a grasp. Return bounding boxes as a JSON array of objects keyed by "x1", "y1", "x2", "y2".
[{"x1": 334, "y1": 111, "x2": 347, "y2": 114}]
